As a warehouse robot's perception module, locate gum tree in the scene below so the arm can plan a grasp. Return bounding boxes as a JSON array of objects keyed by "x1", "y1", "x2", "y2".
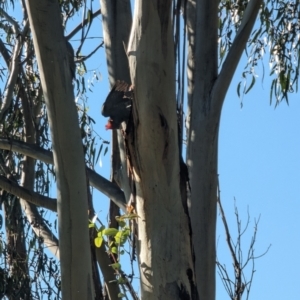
[{"x1": 0, "y1": 0, "x2": 298, "y2": 299}]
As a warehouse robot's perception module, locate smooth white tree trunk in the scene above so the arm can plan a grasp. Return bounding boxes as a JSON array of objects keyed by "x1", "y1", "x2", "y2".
[
  {"x1": 186, "y1": 1, "x2": 262, "y2": 299},
  {"x1": 127, "y1": 1, "x2": 196, "y2": 299},
  {"x1": 25, "y1": 1, "x2": 94, "y2": 298}
]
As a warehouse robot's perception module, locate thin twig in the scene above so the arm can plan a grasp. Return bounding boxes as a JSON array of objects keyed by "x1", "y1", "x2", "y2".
[
  {"x1": 66, "y1": 8, "x2": 101, "y2": 40},
  {"x1": 217, "y1": 180, "x2": 240, "y2": 269},
  {"x1": 76, "y1": 41, "x2": 104, "y2": 63},
  {"x1": 217, "y1": 177, "x2": 271, "y2": 300}
]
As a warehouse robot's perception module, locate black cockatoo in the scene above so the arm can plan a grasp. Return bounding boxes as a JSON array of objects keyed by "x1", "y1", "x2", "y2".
[{"x1": 101, "y1": 81, "x2": 133, "y2": 130}]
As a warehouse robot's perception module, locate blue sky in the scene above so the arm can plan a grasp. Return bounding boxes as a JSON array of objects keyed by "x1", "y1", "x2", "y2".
[
  {"x1": 217, "y1": 57, "x2": 300, "y2": 299},
  {"x1": 2, "y1": 2, "x2": 300, "y2": 299}
]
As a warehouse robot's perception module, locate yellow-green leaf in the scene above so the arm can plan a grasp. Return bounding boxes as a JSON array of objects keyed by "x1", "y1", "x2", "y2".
[
  {"x1": 111, "y1": 247, "x2": 118, "y2": 254},
  {"x1": 103, "y1": 228, "x2": 118, "y2": 236},
  {"x1": 118, "y1": 220, "x2": 126, "y2": 228},
  {"x1": 94, "y1": 236, "x2": 103, "y2": 248},
  {"x1": 115, "y1": 231, "x2": 126, "y2": 245}
]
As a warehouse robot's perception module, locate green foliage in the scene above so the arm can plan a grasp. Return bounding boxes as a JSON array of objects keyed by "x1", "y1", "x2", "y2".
[
  {"x1": 91, "y1": 213, "x2": 137, "y2": 255},
  {"x1": 219, "y1": 0, "x2": 300, "y2": 106},
  {"x1": 90, "y1": 212, "x2": 138, "y2": 297}
]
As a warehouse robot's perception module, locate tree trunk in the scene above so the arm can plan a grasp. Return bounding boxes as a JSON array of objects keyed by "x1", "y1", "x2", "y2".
[
  {"x1": 25, "y1": 1, "x2": 94, "y2": 298},
  {"x1": 100, "y1": 1, "x2": 133, "y2": 298},
  {"x1": 186, "y1": 1, "x2": 262, "y2": 299},
  {"x1": 186, "y1": 1, "x2": 219, "y2": 299},
  {"x1": 100, "y1": 0, "x2": 133, "y2": 202},
  {"x1": 127, "y1": 1, "x2": 196, "y2": 299}
]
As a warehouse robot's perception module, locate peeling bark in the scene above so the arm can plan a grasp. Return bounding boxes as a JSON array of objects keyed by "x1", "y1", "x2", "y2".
[{"x1": 127, "y1": 1, "x2": 196, "y2": 299}]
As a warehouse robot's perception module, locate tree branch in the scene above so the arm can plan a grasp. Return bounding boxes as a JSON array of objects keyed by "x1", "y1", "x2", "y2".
[
  {"x1": 211, "y1": 0, "x2": 263, "y2": 117},
  {"x1": 18, "y1": 40, "x2": 60, "y2": 259},
  {"x1": 0, "y1": 138, "x2": 53, "y2": 164},
  {"x1": 217, "y1": 181, "x2": 271, "y2": 300},
  {"x1": 217, "y1": 189, "x2": 239, "y2": 270},
  {"x1": 0, "y1": 175, "x2": 57, "y2": 211},
  {"x1": 0, "y1": 154, "x2": 59, "y2": 259},
  {"x1": 0, "y1": 138, "x2": 127, "y2": 211},
  {"x1": 22, "y1": 200, "x2": 60, "y2": 258},
  {"x1": 0, "y1": 20, "x2": 29, "y2": 122},
  {"x1": 0, "y1": 39, "x2": 22, "y2": 121},
  {"x1": 0, "y1": 7, "x2": 21, "y2": 31},
  {"x1": 95, "y1": 240, "x2": 121, "y2": 300},
  {"x1": 100, "y1": 0, "x2": 133, "y2": 206},
  {"x1": 0, "y1": 38, "x2": 10, "y2": 65},
  {"x1": 76, "y1": 41, "x2": 104, "y2": 63},
  {"x1": 66, "y1": 9, "x2": 101, "y2": 40}
]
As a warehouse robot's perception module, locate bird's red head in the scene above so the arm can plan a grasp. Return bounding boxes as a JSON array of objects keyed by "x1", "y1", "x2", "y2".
[{"x1": 105, "y1": 119, "x2": 114, "y2": 130}]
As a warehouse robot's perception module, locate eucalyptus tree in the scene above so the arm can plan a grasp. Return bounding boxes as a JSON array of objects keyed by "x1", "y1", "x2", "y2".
[{"x1": 0, "y1": 0, "x2": 298, "y2": 299}]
